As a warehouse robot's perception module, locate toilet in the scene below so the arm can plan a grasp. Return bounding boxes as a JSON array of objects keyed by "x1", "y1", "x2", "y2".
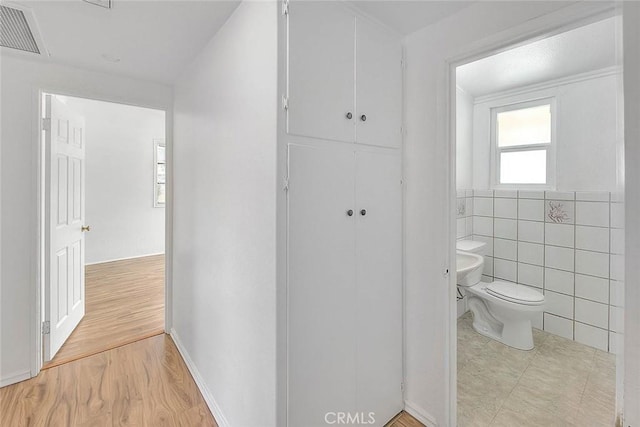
[{"x1": 457, "y1": 239, "x2": 544, "y2": 350}]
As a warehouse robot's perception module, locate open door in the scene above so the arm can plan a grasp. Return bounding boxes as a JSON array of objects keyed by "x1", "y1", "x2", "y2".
[{"x1": 44, "y1": 94, "x2": 87, "y2": 362}]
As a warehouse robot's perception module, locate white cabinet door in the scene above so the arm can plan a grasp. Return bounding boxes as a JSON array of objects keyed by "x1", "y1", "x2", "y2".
[
  {"x1": 287, "y1": 144, "x2": 357, "y2": 427},
  {"x1": 355, "y1": 151, "x2": 403, "y2": 424},
  {"x1": 288, "y1": 1, "x2": 355, "y2": 143},
  {"x1": 355, "y1": 18, "x2": 403, "y2": 148}
]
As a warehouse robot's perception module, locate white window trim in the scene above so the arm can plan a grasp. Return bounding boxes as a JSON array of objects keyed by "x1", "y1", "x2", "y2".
[{"x1": 490, "y1": 97, "x2": 557, "y2": 190}]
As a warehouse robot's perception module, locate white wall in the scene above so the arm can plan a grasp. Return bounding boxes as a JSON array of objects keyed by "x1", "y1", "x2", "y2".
[
  {"x1": 402, "y1": 2, "x2": 601, "y2": 424},
  {"x1": 64, "y1": 97, "x2": 165, "y2": 265},
  {"x1": 456, "y1": 87, "x2": 474, "y2": 189},
  {"x1": 0, "y1": 54, "x2": 172, "y2": 387},
  {"x1": 172, "y1": 2, "x2": 278, "y2": 427},
  {"x1": 471, "y1": 72, "x2": 619, "y2": 191}
]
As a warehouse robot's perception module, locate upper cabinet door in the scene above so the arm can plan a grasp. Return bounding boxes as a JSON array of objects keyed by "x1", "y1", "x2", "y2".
[
  {"x1": 355, "y1": 18, "x2": 403, "y2": 148},
  {"x1": 288, "y1": 1, "x2": 356, "y2": 143}
]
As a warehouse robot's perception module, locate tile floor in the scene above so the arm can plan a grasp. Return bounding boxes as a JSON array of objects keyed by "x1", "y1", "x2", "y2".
[{"x1": 457, "y1": 312, "x2": 616, "y2": 427}]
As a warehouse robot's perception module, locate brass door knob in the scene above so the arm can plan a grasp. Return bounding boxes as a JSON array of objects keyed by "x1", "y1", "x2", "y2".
[{"x1": 81, "y1": 225, "x2": 91, "y2": 232}]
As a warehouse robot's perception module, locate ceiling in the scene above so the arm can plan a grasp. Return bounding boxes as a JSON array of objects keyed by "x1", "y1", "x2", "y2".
[
  {"x1": 456, "y1": 17, "x2": 619, "y2": 98},
  {"x1": 4, "y1": 1, "x2": 240, "y2": 84},
  {"x1": 349, "y1": 1, "x2": 473, "y2": 35}
]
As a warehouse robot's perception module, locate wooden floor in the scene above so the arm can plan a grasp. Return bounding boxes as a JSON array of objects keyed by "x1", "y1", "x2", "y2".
[
  {"x1": 0, "y1": 334, "x2": 218, "y2": 427},
  {"x1": 386, "y1": 411, "x2": 424, "y2": 427},
  {"x1": 45, "y1": 255, "x2": 165, "y2": 368}
]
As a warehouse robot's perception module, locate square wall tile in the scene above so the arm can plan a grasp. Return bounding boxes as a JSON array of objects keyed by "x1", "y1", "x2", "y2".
[
  {"x1": 574, "y1": 322, "x2": 608, "y2": 352},
  {"x1": 457, "y1": 190, "x2": 465, "y2": 198},
  {"x1": 610, "y1": 254, "x2": 624, "y2": 281},
  {"x1": 472, "y1": 235, "x2": 493, "y2": 256},
  {"x1": 610, "y1": 203, "x2": 624, "y2": 229},
  {"x1": 474, "y1": 189, "x2": 493, "y2": 197},
  {"x1": 575, "y1": 298, "x2": 608, "y2": 329},
  {"x1": 575, "y1": 250, "x2": 609, "y2": 279},
  {"x1": 610, "y1": 280, "x2": 624, "y2": 307},
  {"x1": 611, "y1": 192, "x2": 624, "y2": 203},
  {"x1": 494, "y1": 258, "x2": 517, "y2": 282},
  {"x1": 545, "y1": 191, "x2": 575, "y2": 201},
  {"x1": 575, "y1": 192, "x2": 610, "y2": 202},
  {"x1": 483, "y1": 256, "x2": 494, "y2": 276},
  {"x1": 518, "y1": 241, "x2": 544, "y2": 266},
  {"x1": 495, "y1": 190, "x2": 517, "y2": 198},
  {"x1": 474, "y1": 197, "x2": 493, "y2": 217},
  {"x1": 518, "y1": 220, "x2": 544, "y2": 244},
  {"x1": 494, "y1": 198, "x2": 517, "y2": 219},
  {"x1": 494, "y1": 238, "x2": 517, "y2": 261},
  {"x1": 545, "y1": 268, "x2": 574, "y2": 295},
  {"x1": 545, "y1": 200, "x2": 575, "y2": 224},
  {"x1": 518, "y1": 263, "x2": 544, "y2": 288},
  {"x1": 456, "y1": 198, "x2": 466, "y2": 218},
  {"x1": 481, "y1": 275, "x2": 493, "y2": 283},
  {"x1": 610, "y1": 228, "x2": 624, "y2": 255},
  {"x1": 610, "y1": 306, "x2": 624, "y2": 333},
  {"x1": 518, "y1": 190, "x2": 544, "y2": 199},
  {"x1": 545, "y1": 223, "x2": 575, "y2": 248},
  {"x1": 543, "y1": 313, "x2": 573, "y2": 340},
  {"x1": 545, "y1": 246, "x2": 575, "y2": 272},
  {"x1": 494, "y1": 218, "x2": 517, "y2": 240},
  {"x1": 575, "y1": 226, "x2": 609, "y2": 253},
  {"x1": 575, "y1": 274, "x2": 609, "y2": 304},
  {"x1": 473, "y1": 216, "x2": 493, "y2": 237},
  {"x1": 518, "y1": 199, "x2": 545, "y2": 221},
  {"x1": 456, "y1": 219, "x2": 466, "y2": 238},
  {"x1": 466, "y1": 197, "x2": 474, "y2": 215},
  {"x1": 575, "y1": 201, "x2": 609, "y2": 227},
  {"x1": 465, "y1": 217, "x2": 474, "y2": 237},
  {"x1": 544, "y1": 290, "x2": 574, "y2": 318},
  {"x1": 466, "y1": 189, "x2": 474, "y2": 197}
]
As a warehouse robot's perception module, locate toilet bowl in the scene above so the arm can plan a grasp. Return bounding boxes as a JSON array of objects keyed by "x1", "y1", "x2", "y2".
[{"x1": 457, "y1": 240, "x2": 545, "y2": 350}]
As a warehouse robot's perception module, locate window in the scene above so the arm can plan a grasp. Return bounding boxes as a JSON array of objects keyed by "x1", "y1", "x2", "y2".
[
  {"x1": 154, "y1": 139, "x2": 166, "y2": 207},
  {"x1": 491, "y1": 99, "x2": 555, "y2": 188}
]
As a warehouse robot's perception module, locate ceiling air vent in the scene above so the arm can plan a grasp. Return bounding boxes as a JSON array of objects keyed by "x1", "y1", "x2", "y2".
[{"x1": 0, "y1": 5, "x2": 40, "y2": 54}]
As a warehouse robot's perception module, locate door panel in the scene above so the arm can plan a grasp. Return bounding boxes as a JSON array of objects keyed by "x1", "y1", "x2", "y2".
[
  {"x1": 45, "y1": 94, "x2": 86, "y2": 361},
  {"x1": 287, "y1": 144, "x2": 357, "y2": 427},
  {"x1": 356, "y1": 18, "x2": 402, "y2": 148},
  {"x1": 288, "y1": 1, "x2": 355, "y2": 143},
  {"x1": 355, "y1": 150, "x2": 403, "y2": 424}
]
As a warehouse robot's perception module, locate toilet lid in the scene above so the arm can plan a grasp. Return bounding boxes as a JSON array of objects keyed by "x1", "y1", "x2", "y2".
[{"x1": 486, "y1": 281, "x2": 544, "y2": 305}]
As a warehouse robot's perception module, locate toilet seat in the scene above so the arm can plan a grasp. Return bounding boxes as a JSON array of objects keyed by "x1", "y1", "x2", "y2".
[{"x1": 485, "y1": 281, "x2": 544, "y2": 306}]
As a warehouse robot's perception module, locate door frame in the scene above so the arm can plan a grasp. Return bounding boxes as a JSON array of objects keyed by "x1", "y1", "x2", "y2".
[
  {"x1": 32, "y1": 88, "x2": 173, "y2": 375},
  {"x1": 444, "y1": 3, "x2": 624, "y2": 426}
]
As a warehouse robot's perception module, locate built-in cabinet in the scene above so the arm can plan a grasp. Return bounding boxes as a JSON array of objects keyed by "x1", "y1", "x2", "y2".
[
  {"x1": 287, "y1": 1, "x2": 402, "y2": 148},
  {"x1": 287, "y1": 144, "x2": 402, "y2": 427},
  {"x1": 285, "y1": 2, "x2": 404, "y2": 426}
]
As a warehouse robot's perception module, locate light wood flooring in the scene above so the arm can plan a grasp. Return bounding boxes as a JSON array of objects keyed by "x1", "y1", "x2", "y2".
[
  {"x1": 0, "y1": 334, "x2": 217, "y2": 426},
  {"x1": 386, "y1": 411, "x2": 424, "y2": 427},
  {"x1": 45, "y1": 255, "x2": 165, "y2": 368},
  {"x1": 457, "y1": 312, "x2": 617, "y2": 426}
]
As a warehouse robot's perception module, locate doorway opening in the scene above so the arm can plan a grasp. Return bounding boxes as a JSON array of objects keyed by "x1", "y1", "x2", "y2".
[
  {"x1": 452, "y1": 14, "x2": 623, "y2": 426},
  {"x1": 39, "y1": 93, "x2": 167, "y2": 369}
]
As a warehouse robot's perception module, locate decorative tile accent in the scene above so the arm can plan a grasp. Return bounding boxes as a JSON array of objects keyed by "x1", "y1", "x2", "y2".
[{"x1": 546, "y1": 200, "x2": 573, "y2": 223}]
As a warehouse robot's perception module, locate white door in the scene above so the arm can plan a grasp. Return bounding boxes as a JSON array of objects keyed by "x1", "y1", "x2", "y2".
[
  {"x1": 355, "y1": 151, "x2": 403, "y2": 425},
  {"x1": 287, "y1": 1, "x2": 356, "y2": 143},
  {"x1": 287, "y1": 144, "x2": 357, "y2": 427},
  {"x1": 44, "y1": 94, "x2": 86, "y2": 361},
  {"x1": 355, "y1": 17, "x2": 403, "y2": 149}
]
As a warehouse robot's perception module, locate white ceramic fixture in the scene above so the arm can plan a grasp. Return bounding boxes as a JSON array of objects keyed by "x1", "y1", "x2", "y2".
[{"x1": 456, "y1": 239, "x2": 545, "y2": 350}]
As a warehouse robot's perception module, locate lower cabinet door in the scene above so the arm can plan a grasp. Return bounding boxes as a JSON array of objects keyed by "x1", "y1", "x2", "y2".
[{"x1": 355, "y1": 150, "x2": 403, "y2": 425}]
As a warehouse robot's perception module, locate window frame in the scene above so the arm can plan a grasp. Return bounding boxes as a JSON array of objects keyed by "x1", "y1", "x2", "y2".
[
  {"x1": 490, "y1": 97, "x2": 556, "y2": 190},
  {"x1": 153, "y1": 138, "x2": 166, "y2": 208}
]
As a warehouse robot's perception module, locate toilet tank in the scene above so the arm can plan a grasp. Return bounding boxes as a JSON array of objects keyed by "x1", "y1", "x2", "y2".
[{"x1": 456, "y1": 239, "x2": 487, "y2": 255}]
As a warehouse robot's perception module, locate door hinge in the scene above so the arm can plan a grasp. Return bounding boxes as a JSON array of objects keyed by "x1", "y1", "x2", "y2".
[
  {"x1": 283, "y1": 177, "x2": 289, "y2": 192},
  {"x1": 282, "y1": 0, "x2": 289, "y2": 15},
  {"x1": 42, "y1": 321, "x2": 50, "y2": 335},
  {"x1": 282, "y1": 95, "x2": 289, "y2": 111},
  {"x1": 42, "y1": 118, "x2": 51, "y2": 131},
  {"x1": 401, "y1": 382, "x2": 405, "y2": 391}
]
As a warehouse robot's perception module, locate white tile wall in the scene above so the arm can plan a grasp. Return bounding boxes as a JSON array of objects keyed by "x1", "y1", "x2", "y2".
[{"x1": 468, "y1": 190, "x2": 623, "y2": 352}]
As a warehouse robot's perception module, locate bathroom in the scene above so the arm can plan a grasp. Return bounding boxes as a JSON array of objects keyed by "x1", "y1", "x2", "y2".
[{"x1": 454, "y1": 16, "x2": 623, "y2": 426}]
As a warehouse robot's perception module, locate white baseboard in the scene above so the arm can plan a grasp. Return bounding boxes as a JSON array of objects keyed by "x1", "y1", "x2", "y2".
[
  {"x1": 404, "y1": 400, "x2": 438, "y2": 427},
  {"x1": 85, "y1": 252, "x2": 165, "y2": 266},
  {"x1": 0, "y1": 370, "x2": 32, "y2": 388},
  {"x1": 170, "y1": 328, "x2": 230, "y2": 427}
]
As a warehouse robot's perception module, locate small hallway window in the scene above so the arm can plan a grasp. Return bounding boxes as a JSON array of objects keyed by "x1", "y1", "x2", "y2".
[{"x1": 492, "y1": 99, "x2": 555, "y2": 188}]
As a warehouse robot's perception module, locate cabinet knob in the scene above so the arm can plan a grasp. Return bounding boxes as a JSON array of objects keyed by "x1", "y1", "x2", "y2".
[
  {"x1": 360, "y1": 114, "x2": 367, "y2": 122},
  {"x1": 345, "y1": 112, "x2": 353, "y2": 120},
  {"x1": 360, "y1": 209, "x2": 367, "y2": 216},
  {"x1": 347, "y1": 209, "x2": 354, "y2": 217}
]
